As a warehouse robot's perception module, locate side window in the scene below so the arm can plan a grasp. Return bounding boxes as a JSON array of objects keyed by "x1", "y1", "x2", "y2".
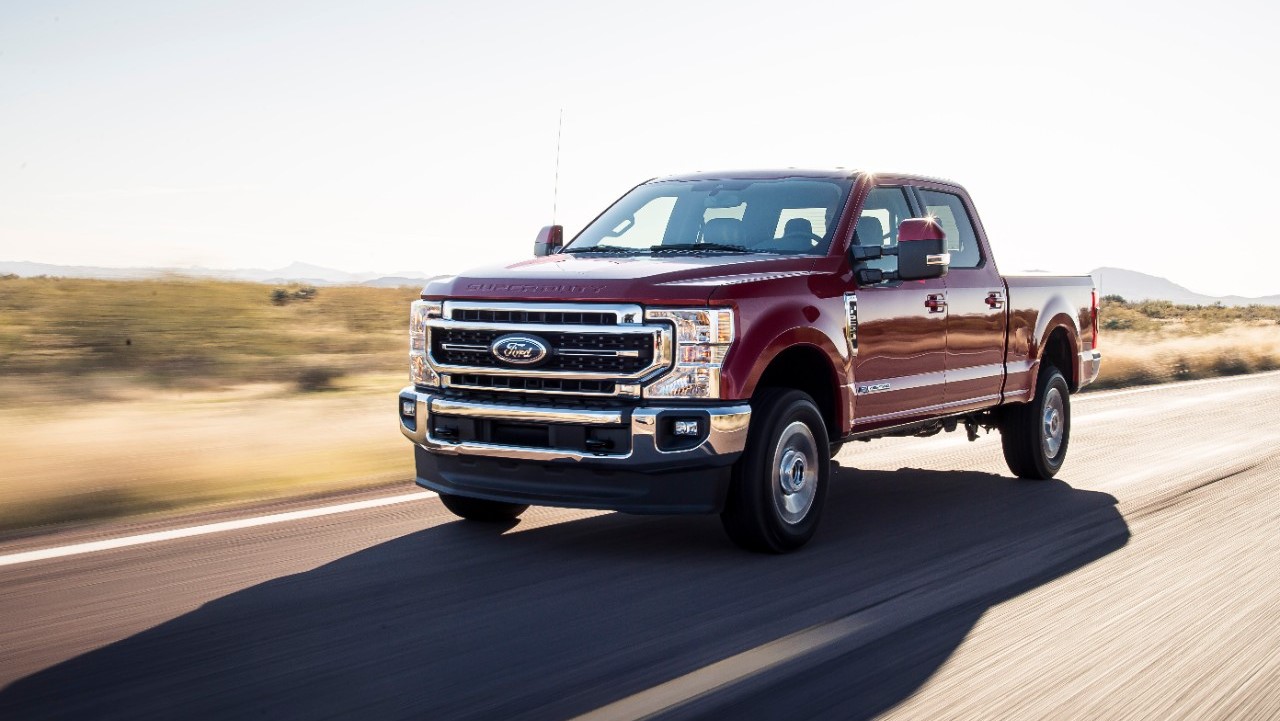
[
  {"x1": 855, "y1": 187, "x2": 913, "y2": 273},
  {"x1": 917, "y1": 189, "x2": 982, "y2": 269}
]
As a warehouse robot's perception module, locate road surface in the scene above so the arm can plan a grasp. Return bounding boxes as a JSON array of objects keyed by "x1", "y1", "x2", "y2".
[{"x1": 2, "y1": 372, "x2": 1279, "y2": 720}]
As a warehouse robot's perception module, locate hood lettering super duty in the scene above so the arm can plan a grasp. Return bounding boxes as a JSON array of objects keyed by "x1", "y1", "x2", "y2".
[{"x1": 466, "y1": 282, "x2": 606, "y2": 295}]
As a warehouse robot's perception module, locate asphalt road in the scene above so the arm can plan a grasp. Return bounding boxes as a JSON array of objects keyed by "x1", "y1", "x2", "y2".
[{"x1": 2, "y1": 372, "x2": 1279, "y2": 720}]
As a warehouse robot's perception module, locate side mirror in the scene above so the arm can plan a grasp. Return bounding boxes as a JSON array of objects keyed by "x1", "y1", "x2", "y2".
[
  {"x1": 533, "y1": 225, "x2": 564, "y2": 257},
  {"x1": 896, "y1": 218, "x2": 950, "y2": 280}
]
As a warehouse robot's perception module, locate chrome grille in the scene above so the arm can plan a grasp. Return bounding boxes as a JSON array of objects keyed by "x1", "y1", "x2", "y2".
[
  {"x1": 426, "y1": 301, "x2": 672, "y2": 398},
  {"x1": 432, "y1": 329, "x2": 652, "y2": 373}
]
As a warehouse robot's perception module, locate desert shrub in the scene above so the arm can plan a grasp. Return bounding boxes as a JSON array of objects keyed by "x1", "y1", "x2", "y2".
[
  {"x1": 297, "y1": 366, "x2": 344, "y2": 392},
  {"x1": 1210, "y1": 352, "x2": 1251, "y2": 376},
  {"x1": 1099, "y1": 300, "x2": 1158, "y2": 332},
  {"x1": 1170, "y1": 356, "x2": 1203, "y2": 381},
  {"x1": 271, "y1": 285, "x2": 319, "y2": 305}
]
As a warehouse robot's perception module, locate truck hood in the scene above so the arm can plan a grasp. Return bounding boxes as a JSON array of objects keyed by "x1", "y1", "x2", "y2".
[{"x1": 422, "y1": 253, "x2": 826, "y2": 305}]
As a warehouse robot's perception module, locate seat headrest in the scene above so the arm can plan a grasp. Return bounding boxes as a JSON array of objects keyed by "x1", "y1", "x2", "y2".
[
  {"x1": 702, "y1": 218, "x2": 743, "y2": 246},
  {"x1": 856, "y1": 216, "x2": 886, "y2": 246},
  {"x1": 783, "y1": 217, "x2": 814, "y2": 237}
]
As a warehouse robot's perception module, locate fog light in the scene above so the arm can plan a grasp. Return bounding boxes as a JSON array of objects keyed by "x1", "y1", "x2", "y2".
[
  {"x1": 674, "y1": 420, "x2": 699, "y2": 436},
  {"x1": 401, "y1": 399, "x2": 416, "y2": 417}
]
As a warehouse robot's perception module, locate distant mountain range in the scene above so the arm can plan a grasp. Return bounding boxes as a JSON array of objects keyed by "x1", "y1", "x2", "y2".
[
  {"x1": 2, "y1": 260, "x2": 1277, "y2": 305},
  {"x1": 0, "y1": 260, "x2": 435, "y2": 288},
  {"x1": 1089, "y1": 267, "x2": 1280, "y2": 306}
]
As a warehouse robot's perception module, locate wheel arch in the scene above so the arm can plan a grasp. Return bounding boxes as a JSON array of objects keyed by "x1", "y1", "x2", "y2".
[
  {"x1": 744, "y1": 340, "x2": 845, "y2": 440},
  {"x1": 1039, "y1": 324, "x2": 1077, "y2": 391}
]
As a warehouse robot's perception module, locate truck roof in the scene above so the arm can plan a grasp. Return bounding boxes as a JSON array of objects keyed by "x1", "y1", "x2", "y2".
[{"x1": 650, "y1": 169, "x2": 959, "y2": 186}]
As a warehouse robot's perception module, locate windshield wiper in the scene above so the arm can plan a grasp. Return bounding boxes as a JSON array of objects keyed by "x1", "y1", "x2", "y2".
[
  {"x1": 563, "y1": 244, "x2": 642, "y2": 254},
  {"x1": 649, "y1": 243, "x2": 753, "y2": 253}
]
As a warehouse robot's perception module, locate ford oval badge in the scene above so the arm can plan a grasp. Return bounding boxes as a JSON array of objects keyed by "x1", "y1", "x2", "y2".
[{"x1": 490, "y1": 333, "x2": 550, "y2": 366}]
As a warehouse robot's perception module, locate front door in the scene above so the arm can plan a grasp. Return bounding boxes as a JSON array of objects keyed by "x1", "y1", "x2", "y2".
[{"x1": 850, "y1": 186, "x2": 948, "y2": 427}]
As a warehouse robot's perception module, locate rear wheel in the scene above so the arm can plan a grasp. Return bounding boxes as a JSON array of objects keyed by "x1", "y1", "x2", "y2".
[
  {"x1": 439, "y1": 493, "x2": 528, "y2": 522},
  {"x1": 721, "y1": 388, "x2": 830, "y2": 553},
  {"x1": 999, "y1": 365, "x2": 1071, "y2": 479}
]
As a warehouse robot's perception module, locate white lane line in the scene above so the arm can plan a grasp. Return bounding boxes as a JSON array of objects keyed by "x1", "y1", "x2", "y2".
[{"x1": 0, "y1": 491, "x2": 437, "y2": 569}]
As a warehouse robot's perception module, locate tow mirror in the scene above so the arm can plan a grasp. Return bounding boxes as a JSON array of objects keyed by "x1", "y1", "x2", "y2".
[
  {"x1": 533, "y1": 225, "x2": 564, "y2": 257},
  {"x1": 896, "y1": 218, "x2": 949, "y2": 280}
]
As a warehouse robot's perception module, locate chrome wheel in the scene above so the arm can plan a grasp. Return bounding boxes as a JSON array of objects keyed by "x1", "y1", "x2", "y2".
[
  {"x1": 771, "y1": 421, "x2": 819, "y2": 525},
  {"x1": 1042, "y1": 386, "x2": 1065, "y2": 459}
]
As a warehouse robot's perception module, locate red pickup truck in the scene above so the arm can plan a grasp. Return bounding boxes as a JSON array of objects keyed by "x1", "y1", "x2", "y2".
[{"x1": 399, "y1": 170, "x2": 1101, "y2": 551}]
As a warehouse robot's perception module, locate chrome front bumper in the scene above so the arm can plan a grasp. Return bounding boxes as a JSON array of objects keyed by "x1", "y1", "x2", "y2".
[{"x1": 398, "y1": 386, "x2": 751, "y2": 467}]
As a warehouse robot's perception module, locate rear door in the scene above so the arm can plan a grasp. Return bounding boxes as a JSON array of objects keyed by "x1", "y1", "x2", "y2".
[
  {"x1": 913, "y1": 185, "x2": 1008, "y2": 410},
  {"x1": 850, "y1": 185, "x2": 949, "y2": 426}
]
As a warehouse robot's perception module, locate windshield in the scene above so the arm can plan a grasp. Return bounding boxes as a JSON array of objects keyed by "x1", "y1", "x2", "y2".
[{"x1": 564, "y1": 178, "x2": 854, "y2": 256}]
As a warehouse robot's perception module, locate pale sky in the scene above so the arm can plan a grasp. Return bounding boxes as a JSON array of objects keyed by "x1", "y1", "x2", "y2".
[{"x1": 2, "y1": 0, "x2": 1277, "y2": 296}]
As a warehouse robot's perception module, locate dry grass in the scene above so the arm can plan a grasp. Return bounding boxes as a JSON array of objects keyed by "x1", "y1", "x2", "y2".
[
  {"x1": 1091, "y1": 324, "x2": 1280, "y2": 390},
  {"x1": 0, "y1": 277, "x2": 425, "y2": 535},
  {"x1": 0, "y1": 373, "x2": 411, "y2": 535},
  {"x1": 0, "y1": 275, "x2": 419, "y2": 395}
]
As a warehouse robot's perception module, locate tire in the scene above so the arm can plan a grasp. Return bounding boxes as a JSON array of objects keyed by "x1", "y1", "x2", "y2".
[
  {"x1": 721, "y1": 388, "x2": 830, "y2": 553},
  {"x1": 999, "y1": 365, "x2": 1071, "y2": 479},
  {"x1": 439, "y1": 493, "x2": 528, "y2": 522}
]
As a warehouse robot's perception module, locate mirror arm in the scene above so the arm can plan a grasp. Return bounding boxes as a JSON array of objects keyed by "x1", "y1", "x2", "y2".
[
  {"x1": 855, "y1": 268, "x2": 898, "y2": 285},
  {"x1": 851, "y1": 245, "x2": 898, "y2": 262}
]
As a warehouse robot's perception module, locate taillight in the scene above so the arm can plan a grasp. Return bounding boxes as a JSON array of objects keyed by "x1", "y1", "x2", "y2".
[{"x1": 1091, "y1": 289, "x2": 1100, "y2": 350}]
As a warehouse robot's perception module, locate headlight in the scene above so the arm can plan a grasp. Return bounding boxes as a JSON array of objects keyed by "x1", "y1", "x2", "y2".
[
  {"x1": 644, "y1": 308, "x2": 735, "y2": 399},
  {"x1": 409, "y1": 300, "x2": 442, "y2": 387}
]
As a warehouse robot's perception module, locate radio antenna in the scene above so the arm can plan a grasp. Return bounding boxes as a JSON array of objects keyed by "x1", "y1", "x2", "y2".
[{"x1": 552, "y1": 108, "x2": 563, "y2": 224}]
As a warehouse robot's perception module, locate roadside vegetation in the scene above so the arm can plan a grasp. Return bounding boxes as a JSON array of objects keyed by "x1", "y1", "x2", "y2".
[
  {"x1": 0, "y1": 275, "x2": 420, "y2": 400},
  {"x1": 1091, "y1": 296, "x2": 1280, "y2": 390},
  {"x1": 0, "y1": 276, "x2": 422, "y2": 536},
  {"x1": 1, "y1": 278, "x2": 1277, "y2": 536}
]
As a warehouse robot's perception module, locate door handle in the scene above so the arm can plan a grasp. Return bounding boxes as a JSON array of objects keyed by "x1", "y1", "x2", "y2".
[
  {"x1": 985, "y1": 291, "x2": 1005, "y2": 309},
  {"x1": 925, "y1": 293, "x2": 947, "y2": 313}
]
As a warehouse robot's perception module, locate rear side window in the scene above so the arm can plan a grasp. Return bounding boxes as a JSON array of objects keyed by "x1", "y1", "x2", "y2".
[{"x1": 917, "y1": 189, "x2": 982, "y2": 268}]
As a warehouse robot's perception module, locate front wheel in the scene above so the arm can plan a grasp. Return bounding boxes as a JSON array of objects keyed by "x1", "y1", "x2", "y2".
[
  {"x1": 999, "y1": 366, "x2": 1071, "y2": 479},
  {"x1": 721, "y1": 388, "x2": 830, "y2": 553},
  {"x1": 439, "y1": 493, "x2": 528, "y2": 522}
]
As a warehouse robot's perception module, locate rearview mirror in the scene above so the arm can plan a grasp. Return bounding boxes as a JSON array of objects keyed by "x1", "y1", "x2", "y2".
[
  {"x1": 896, "y1": 218, "x2": 949, "y2": 280},
  {"x1": 533, "y1": 225, "x2": 564, "y2": 257}
]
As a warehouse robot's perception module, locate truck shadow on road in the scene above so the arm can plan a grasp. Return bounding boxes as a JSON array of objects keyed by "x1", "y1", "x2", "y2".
[{"x1": 1, "y1": 466, "x2": 1129, "y2": 721}]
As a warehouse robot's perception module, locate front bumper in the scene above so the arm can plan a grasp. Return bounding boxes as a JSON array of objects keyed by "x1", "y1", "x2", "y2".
[{"x1": 398, "y1": 387, "x2": 751, "y2": 513}]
